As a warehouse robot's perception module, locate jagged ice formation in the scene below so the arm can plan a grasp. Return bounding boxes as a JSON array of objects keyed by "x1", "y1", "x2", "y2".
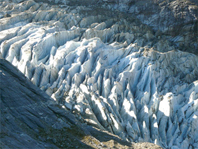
[{"x1": 0, "y1": 0, "x2": 198, "y2": 148}]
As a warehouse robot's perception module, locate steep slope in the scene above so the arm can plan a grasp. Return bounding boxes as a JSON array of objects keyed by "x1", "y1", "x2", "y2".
[
  {"x1": 0, "y1": 0, "x2": 198, "y2": 148},
  {"x1": 0, "y1": 58, "x2": 93, "y2": 148}
]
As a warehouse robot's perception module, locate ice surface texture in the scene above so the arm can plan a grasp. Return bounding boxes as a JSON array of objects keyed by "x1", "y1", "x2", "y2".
[{"x1": 0, "y1": 0, "x2": 198, "y2": 148}]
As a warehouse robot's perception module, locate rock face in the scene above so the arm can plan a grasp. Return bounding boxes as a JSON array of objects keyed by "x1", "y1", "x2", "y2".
[
  {"x1": 0, "y1": 0, "x2": 198, "y2": 149},
  {"x1": 125, "y1": 0, "x2": 198, "y2": 55},
  {"x1": 0, "y1": 58, "x2": 91, "y2": 148}
]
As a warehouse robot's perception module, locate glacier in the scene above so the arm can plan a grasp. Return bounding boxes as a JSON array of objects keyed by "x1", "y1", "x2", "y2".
[{"x1": 0, "y1": 0, "x2": 198, "y2": 148}]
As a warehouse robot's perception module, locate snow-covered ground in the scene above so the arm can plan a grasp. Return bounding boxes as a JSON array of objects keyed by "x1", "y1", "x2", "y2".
[{"x1": 0, "y1": 0, "x2": 198, "y2": 148}]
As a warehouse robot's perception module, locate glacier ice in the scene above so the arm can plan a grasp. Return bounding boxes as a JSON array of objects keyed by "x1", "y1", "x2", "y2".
[{"x1": 0, "y1": 0, "x2": 198, "y2": 148}]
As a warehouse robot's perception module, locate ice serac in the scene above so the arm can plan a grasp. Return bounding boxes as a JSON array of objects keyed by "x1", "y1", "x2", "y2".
[
  {"x1": 0, "y1": 0, "x2": 198, "y2": 149},
  {"x1": 2, "y1": 58, "x2": 163, "y2": 149}
]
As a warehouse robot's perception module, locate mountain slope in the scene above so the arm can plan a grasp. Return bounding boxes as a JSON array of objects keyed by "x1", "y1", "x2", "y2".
[{"x1": 0, "y1": 57, "x2": 92, "y2": 148}]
